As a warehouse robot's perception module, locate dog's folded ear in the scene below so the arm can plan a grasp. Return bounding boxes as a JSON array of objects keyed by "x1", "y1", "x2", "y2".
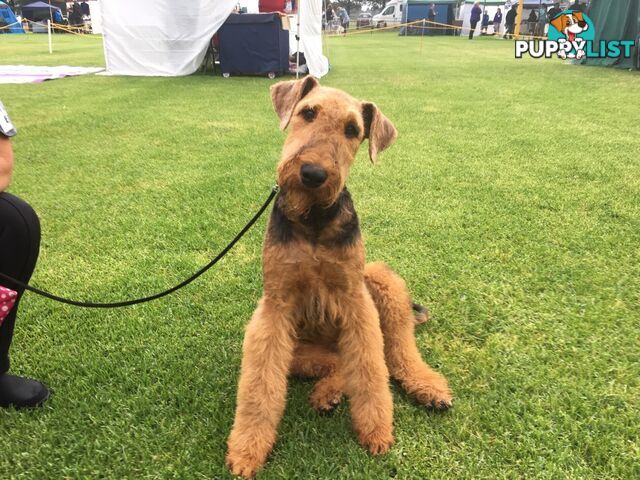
[
  {"x1": 361, "y1": 102, "x2": 398, "y2": 163},
  {"x1": 270, "y1": 76, "x2": 320, "y2": 130},
  {"x1": 550, "y1": 14, "x2": 565, "y2": 32}
]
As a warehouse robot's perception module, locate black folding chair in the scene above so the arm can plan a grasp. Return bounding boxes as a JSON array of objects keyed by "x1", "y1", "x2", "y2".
[{"x1": 200, "y1": 37, "x2": 220, "y2": 75}]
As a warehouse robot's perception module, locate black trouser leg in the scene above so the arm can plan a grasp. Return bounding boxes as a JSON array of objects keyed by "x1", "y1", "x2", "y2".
[
  {"x1": 0, "y1": 192, "x2": 41, "y2": 375},
  {"x1": 469, "y1": 21, "x2": 478, "y2": 39}
]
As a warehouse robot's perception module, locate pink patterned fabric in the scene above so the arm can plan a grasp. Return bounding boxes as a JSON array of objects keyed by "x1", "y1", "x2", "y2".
[{"x1": 0, "y1": 286, "x2": 18, "y2": 326}]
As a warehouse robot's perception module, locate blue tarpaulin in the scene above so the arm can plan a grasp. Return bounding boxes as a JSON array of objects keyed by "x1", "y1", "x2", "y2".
[
  {"x1": 218, "y1": 13, "x2": 290, "y2": 77},
  {"x1": 0, "y1": 1, "x2": 24, "y2": 33},
  {"x1": 400, "y1": 0, "x2": 457, "y2": 36},
  {"x1": 21, "y1": 1, "x2": 63, "y2": 23}
]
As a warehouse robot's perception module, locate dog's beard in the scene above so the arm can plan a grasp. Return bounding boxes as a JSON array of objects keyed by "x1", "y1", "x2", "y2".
[{"x1": 277, "y1": 156, "x2": 344, "y2": 220}]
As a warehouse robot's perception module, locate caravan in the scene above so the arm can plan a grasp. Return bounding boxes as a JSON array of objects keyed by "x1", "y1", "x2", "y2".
[{"x1": 372, "y1": 0, "x2": 404, "y2": 28}]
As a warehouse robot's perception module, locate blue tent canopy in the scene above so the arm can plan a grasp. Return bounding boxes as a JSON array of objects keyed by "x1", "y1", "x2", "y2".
[
  {"x1": 21, "y1": 0, "x2": 61, "y2": 10},
  {"x1": 21, "y1": 1, "x2": 63, "y2": 23},
  {"x1": 400, "y1": 0, "x2": 457, "y2": 36},
  {"x1": 0, "y1": 1, "x2": 24, "y2": 33}
]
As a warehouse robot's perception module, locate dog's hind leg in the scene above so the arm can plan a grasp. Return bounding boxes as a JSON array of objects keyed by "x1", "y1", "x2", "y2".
[
  {"x1": 309, "y1": 370, "x2": 345, "y2": 414},
  {"x1": 290, "y1": 341, "x2": 345, "y2": 413},
  {"x1": 365, "y1": 262, "x2": 453, "y2": 410},
  {"x1": 290, "y1": 341, "x2": 338, "y2": 379}
]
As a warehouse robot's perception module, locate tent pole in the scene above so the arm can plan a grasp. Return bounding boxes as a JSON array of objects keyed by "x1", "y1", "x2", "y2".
[
  {"x1": 47, "y1": 19, "x2": 52, "y2": 53},
  {"x1": 296, "y1": 1, "x2": 301, "y2": 78},
  {"x1": 405, "y1": 0, "x2": 408, "y2": 36},
  {"x1": 47, "y1": 0, "x2": 54, "y2": 30},
  {"x1": 539, "y1": 0, "x2": 542, "y2": 38},
  {"x1": 514, "y1": 0, "x2": 524, "y2": 39},
  {"x1": 322, "y1": 0, "x2": 329, "y2": 60}
]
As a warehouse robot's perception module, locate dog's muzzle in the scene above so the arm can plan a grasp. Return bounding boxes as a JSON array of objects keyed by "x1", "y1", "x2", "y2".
[{"x1": 300, "y1": 164, "x2": 328, "y2": 188}]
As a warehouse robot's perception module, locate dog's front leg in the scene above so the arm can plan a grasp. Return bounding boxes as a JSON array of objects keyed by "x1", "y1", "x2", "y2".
[
  {"x1": 226, "y1": 297, "x2": 296, "y2": 478},
  {"x1": 339, "y1": 285, "x2": 394, "y2": 455}
]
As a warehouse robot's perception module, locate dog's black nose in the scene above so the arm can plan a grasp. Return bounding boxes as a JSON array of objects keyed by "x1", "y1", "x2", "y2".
[
  {"x1": 300, "y1": 164, "x2": 327, "y2": 188},
  {"x1": 578, "y1": 20, "x2": 587, "y2": 27}
]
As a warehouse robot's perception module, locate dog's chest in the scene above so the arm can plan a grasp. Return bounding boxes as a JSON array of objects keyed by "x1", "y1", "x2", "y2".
[{"x1": 266, "y1": 242, "x2": 361, "y2": 292}]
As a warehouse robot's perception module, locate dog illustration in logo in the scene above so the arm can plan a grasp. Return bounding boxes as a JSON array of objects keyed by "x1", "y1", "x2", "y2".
[{"x1": 550, "y1": 11, "x2": 589, "y2": 59}]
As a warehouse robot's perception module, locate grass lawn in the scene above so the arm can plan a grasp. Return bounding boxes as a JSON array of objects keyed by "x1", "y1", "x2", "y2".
[{"x1": 0, "y1": 32, "x2": 638, "y2": 479}]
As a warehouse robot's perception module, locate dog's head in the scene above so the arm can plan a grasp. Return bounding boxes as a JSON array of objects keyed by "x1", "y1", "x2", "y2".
[
  {"x1": 270, "y1": 76, "x2": 397, "y2": 216},
  {"x1": 550, "y1": 11, "x2": 588, "y2": 42}
]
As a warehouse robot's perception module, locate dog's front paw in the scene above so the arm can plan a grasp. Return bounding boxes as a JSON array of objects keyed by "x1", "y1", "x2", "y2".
[
  {"x1": 226, "y1": 450, "x2": 264, "y2": 479},
  {"x1": 359, "y1": 430, "x2": 394, "y2": 455},
  {"x1": 358, "y1": 429, "x2": 394, "y2": 455}
]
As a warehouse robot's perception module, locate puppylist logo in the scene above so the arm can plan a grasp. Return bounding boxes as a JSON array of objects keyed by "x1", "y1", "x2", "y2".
[{"x1": 515, "y1": 10, "x2": 635, "y2": 60}]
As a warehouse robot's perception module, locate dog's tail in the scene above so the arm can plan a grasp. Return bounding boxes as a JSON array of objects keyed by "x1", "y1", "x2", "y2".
[{"x1": 412, "y1": 302, "x2": 430, "y2": 325}]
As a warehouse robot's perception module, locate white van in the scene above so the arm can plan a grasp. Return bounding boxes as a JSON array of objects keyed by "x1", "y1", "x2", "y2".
[{"x1": 372, "y1": 0, "x2": 404, "y2": 28}]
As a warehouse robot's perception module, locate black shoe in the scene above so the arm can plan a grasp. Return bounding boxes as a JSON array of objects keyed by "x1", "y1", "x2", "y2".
[{"x1": 0, "y1": 374, "x2": 50, "y2": 409}]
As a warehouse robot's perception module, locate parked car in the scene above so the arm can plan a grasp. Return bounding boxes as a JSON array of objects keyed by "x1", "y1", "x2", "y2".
[
  {"x1": 372, "y1": 0, "x2": 403, "y2": 28},
  {"x1": 356, "y1": 12, "x2": 372, "y2": 29}
]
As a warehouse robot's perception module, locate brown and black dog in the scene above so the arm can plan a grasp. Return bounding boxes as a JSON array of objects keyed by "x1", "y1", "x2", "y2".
[
  {"x1": 550, "y1": 10, "x2": 590, "y2": 59},
  {"x1": 226, "y1": 77, "x2": 452, "y2": 478}
]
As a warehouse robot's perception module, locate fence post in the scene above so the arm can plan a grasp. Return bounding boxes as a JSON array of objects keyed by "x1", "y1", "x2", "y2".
[{"x1": 47, "y1": 19, "x2": 52, "y2": 54}]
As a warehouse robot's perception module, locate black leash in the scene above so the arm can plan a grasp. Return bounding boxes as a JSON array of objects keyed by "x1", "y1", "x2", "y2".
[{"x1": 0, "y1": 185, "x2": 279, "y2": 308}]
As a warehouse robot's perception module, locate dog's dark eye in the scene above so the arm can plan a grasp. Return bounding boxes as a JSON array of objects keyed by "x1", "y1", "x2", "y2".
[
  {"x1": 344, "y1": 123, "x2": 359, "y2": 138},
  {"x1": 301, "y1": 107, "x2": 316, "y2": 122}
]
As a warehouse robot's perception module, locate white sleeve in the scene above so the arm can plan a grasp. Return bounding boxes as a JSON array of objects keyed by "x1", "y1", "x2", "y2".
[{"x1": 0, "y1": 101, "x2": 17, "y2": 138}]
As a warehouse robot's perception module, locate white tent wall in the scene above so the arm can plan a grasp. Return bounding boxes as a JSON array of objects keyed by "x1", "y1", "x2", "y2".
[
  {"x1": 239, "y1": 0, "x2": 260, "y2": 13},
  {"x1": 288, "y1": 0, "x2": 329, "y2": 78},
  {"x1": 101, "y1": 0, "x2": 237, "y2": 76},
  {"x1": 89, "y1": 0, "x2": 102, "y2": 34},
  {"x1": 102, "y1": 0, "x2": 328, "y2": 78}
]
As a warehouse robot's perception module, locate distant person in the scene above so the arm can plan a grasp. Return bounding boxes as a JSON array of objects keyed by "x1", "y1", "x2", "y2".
[
  {"x1": 469, "y1": 1, "x2": 482, "y2": 40},
  {"x1": 0, "y1": 18, "x2": 7, "y2": 34},
  {"x1": 325, "y1": 6, "x2": 335, "y2": 31},
  {"x1": 569, "y1": 1, "x2": 584, "y2": 12},
  {"x1": 0, "y1": 100, "x2": 50, "y2": 409},
  {"x1": 504, "y1": 4, "x2": 517, "y2": 39},
  {"x1": 537, "y1": 3, "x2": 548, "y2": 37},
  {"x1": 481, "y1": 11, "x2": 490, "y2": 35},
  {"x1": 80, "y1": 1, "x2": 90, "y2": 17},
  {"x1": 53, "y1": 9, "x2": 63, "y2": 24},
  {"x1": 547, "y1": 2, "x2": 562, "y2": 21},
  {"x1": 527, "y1": 9, "x2": 537, "y2": 36},
  {"x1": 69, "y1": 6, "x2": 82, "y2": 26},
  {"x1": 337, "y1": 6, "x2": 349, "y2": 35},
  {"x1": 427, "y1": 3, "x2": 437, "y2": 35},
  {"x1": 493, "y1": 8, "x2": 503, "y2": 35},
  {"x1": 325, "y1": 6, "x2": 334, "y2": 23}
]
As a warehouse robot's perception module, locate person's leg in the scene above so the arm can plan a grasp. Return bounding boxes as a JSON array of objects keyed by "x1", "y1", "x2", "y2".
[
  {"x1": 0, "y1": 192, "x2": 49, "y2": 408},
  {"x1": 469, "y1": 20, "x2": 477, "y2": 39}
]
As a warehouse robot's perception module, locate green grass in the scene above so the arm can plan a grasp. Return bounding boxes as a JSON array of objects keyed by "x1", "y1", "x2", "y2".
[{"x1": 0, "y1": 32, "x2": 639, "y2": 479}]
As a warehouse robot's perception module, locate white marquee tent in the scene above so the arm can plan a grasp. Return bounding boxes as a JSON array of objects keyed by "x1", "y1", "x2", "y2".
[{"x1": 101, "y1": 0, "x2": 328, "y2": 77}]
